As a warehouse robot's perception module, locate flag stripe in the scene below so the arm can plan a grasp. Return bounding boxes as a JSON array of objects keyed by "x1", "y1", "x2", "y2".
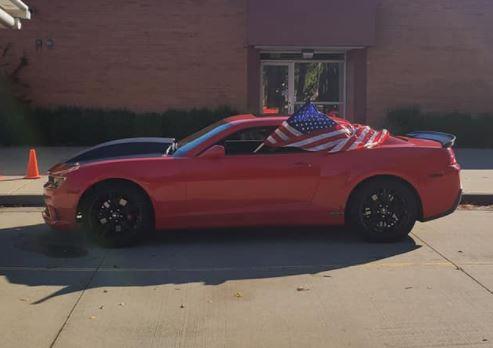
[
  {"x1": 329, "y1": 136, "x2": 351, "y2": 153},
  {"x1": 305, "y1": 138, "x2": 347, "y2": 152},
  {"x1": 283, "y1": 122, "x2": 303, "y2": 136},
  {"x1": 348, "y1": 126, "x2": 370, "y2": 150},
  {"x1": 303, "y1": 132, "x2": 351, "y2": 151},
  {"x1": 274, "y1": 128, "x2": 289, "y2": 141},
  {"x1": 288, "y1": 128, "x2": 350, "y2": 148},
  {"x1": 364, "y1": 130, "x2": 379, "y2": 148},
  {"x1": 266, "y1": 135, "x2": 277, "y2": 145}
]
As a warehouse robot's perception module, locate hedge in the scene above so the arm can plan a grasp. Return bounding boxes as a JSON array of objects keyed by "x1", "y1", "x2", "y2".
[
  {"x1": 3, "y1": 102, "x2": 493, "y2": 148},
  {"x1": 0, "y1": 105, "x2": 237, "y2": 146},
  {"x1": 385, "y1": 107, "x2": 493, "y2": 148}
]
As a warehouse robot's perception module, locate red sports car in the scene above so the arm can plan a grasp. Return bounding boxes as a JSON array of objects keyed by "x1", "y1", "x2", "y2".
[{"x1": 43, "y1": 114, "x2": 461, "y2": 247}]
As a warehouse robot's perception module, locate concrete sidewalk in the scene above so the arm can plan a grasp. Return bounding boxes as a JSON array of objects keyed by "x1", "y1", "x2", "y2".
[
  {"x1": 1, "y1": 146, "x2": 492, "y2": 206},
  {"x1": 1, "y1": 207, "x2": 493, "y2": 347}
]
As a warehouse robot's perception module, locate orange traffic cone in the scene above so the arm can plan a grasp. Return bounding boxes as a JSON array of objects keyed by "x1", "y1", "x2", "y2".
[{"x1": 25, "y1": 148, "x2": 41, "y2": 179}]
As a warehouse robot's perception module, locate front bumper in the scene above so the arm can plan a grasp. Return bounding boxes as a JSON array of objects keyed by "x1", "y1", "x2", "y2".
[{"x1": 43, "y1": 182, "x2": 79, "y2": 230}]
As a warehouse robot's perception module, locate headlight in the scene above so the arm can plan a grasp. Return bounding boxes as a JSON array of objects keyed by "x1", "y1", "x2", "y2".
[
  {"x1": 50, "y1": 176, "x2": 66, "y2": 188},
  {"x1": 47, "y1": 163, "x2": 80, "y2": 189}
]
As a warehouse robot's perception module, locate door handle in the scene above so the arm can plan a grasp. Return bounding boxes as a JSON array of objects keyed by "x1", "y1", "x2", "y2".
[{"x1": 293, "y1": 162, "x2": 312, "y2": 168}]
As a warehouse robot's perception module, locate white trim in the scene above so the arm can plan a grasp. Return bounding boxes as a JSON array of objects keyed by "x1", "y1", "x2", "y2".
[
  {"x1": 261, "y1": 59, "x2": 345, "y2": 63},
  {"x1": 0, "y1": 6, "x2": 18, "y2": 28},
  {"x1": 255, "y1": 46, "x2": 363, "y2": 52},
  {"x1": 288, "y1": 62, "x2": 295, "y2": 113},
  {"x1": 0, "y1": 0, "x2": 30, "y2": 29},
  {"x1": 343, "y1": 51, "x2": 347, "y2": 116}
]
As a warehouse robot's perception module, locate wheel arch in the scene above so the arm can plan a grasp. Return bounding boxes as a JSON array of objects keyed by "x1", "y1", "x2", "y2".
[
  {"x1": 344, "y1": 174, "x2": 423, "y2": 222},
  {"x1": 76, "y1": 178, "x2": 155, "y2": 228}
]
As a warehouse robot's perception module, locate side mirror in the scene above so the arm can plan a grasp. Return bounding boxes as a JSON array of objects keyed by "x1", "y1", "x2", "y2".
[{"x1": 199, "y1": 145, "x2": 225, "y2": 159}]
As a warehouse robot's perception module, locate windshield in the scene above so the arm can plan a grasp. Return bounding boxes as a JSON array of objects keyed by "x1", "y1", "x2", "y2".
[{"x1": 170, "y1": 120, "x2": 232, "y2": 156}]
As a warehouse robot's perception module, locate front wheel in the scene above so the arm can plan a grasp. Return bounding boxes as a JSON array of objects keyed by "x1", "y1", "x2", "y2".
[
  {"x1": 82, "y1": 182, "x2": 153, "y2": 247},
  {"x1": 347, "y1": 178, "x2": 419, "y2": 242}
]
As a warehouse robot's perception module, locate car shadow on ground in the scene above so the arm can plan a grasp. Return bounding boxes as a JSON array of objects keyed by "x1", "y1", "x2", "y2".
[{"x1": 0, "y1": 223, "x2": 420, "y2": 304}]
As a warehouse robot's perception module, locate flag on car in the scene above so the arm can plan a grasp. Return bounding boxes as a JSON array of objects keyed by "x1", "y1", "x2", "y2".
[{"x1": 263, "y1": 102, "x2": 389, "y2": 153}]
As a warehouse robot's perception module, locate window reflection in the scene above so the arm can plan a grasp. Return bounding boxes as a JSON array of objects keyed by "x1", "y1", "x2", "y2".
[
  {"x1": 295, "y1": 63, "x2": 342, "y2": 103},
  {"x1": 261, "y1": 65, "x2": 289, "y2": 115}
]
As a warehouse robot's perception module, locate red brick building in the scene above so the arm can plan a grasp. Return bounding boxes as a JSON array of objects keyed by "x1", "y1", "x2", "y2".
[{"x1": 1, "y1": 0, "x2": 492, "y2": 125}]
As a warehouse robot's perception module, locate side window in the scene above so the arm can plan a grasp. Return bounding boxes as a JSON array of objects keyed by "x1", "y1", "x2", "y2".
[
  {"x1": 257, "y1": 146, "x2": 308, "y2": 155},
  {"x1": 217, "y1": 127, "x2": 273, "y2": 155},
  {"x1": 226, "y1": 127, "x2": 274, "y2": 141},
  {"x1": 217, "y1": 126, "x2": 308, "y2": 156}
]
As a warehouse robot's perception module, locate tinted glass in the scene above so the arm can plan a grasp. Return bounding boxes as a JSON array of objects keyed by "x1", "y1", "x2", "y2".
[
  {"x1": 174, "y1": 123, "x2": 232, "y2": 157},
  {"x1": 295, "y1": 62, "x2": 343, "y2": 103},
  {"x1": 261, "y1": 65, "x2": 289, "y2": 115}
]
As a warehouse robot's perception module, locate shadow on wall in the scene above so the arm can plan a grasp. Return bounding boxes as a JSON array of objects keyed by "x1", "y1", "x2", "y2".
[{"x1": 0, "y1": 223, "x2": 420, "y2": 304}]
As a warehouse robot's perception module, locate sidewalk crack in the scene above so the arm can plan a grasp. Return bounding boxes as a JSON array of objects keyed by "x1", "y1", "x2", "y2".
[
  {"x1": 411, "y1": 232, "x2": 493, "y2": 296},
  {"x1": 49, "y1": 253, "x2": 107, "y2": 348}
]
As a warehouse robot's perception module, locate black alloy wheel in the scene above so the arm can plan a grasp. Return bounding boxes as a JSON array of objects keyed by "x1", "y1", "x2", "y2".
[
  {"x1": 348, "y1": 178, "x2": 418, "y2": 242},
  {"x1": 83, "y1": 183, "x2": 152, "y2": 247}
]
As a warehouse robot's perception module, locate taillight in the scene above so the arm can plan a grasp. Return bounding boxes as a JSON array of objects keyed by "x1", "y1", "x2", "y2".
[{"x1": 447, "y1": 148, "x2": 457, "y2": 165}]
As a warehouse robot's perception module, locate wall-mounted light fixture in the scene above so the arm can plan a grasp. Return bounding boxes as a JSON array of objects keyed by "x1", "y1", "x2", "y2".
[{"x1": 302, "y1": 49, "x2": 315, "y2": 59}]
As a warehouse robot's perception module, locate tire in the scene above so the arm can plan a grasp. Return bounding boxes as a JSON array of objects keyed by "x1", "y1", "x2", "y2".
[
  {"x1": 347, "y1": 178, "x2": 418, "y2": 242},
  {"x1": 81, "y1": 182, "x2": 153, "y2": 247}
]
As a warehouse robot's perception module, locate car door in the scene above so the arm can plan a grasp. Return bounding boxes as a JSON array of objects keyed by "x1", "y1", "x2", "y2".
[{"x1": 183, "y1": 133, "x2": 326, "y2": 227}]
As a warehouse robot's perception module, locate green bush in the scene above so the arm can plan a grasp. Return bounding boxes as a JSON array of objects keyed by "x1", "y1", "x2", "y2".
[
  {"x1": 0, "y1": 105, "x2": 237, "y2": 146},
  {"x1": 385, "y1": 107, "x2": 493, "y2": 148},
  {"x1": 0, "y1": 79, "x2": 38, "y2": 146}
]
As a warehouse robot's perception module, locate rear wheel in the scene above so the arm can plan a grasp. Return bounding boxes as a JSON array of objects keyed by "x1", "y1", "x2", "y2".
[
  {"x1": 82, "y1": 182, "x2": 153, "y2": 247},
  {"x1": 347, "y1": 178, "x2": 418, "y2": 242}
]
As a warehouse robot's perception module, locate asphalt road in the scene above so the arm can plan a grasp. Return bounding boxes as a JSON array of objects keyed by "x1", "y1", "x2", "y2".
[{"x1": 0, "y1": 208, "x2": 492, "y2": 348}]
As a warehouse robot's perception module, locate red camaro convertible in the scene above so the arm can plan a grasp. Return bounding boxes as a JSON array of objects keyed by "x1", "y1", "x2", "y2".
[{"x1": 43, "y1": 113, "x2": 461, "y2": 247}]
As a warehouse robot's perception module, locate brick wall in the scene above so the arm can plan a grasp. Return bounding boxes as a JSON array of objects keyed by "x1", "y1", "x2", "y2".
[
  {"x1": 367, "y1": 0, "x2": 493, "y2": 125},
  {"x1": 0, "y1": 0, "x2": 247, "y2": 112},
  {"x1": 3, "y1": 0, "x2": 493, "y2": 122}
]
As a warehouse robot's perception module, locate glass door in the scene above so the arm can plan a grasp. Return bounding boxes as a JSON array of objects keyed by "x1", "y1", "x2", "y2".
[
  {"x1": 260, "y1": 59, "x2": 345, "y2": 116},
  {"x1": 294, "y1": 62, "x2": 344, "y2": 114},
  {"x1": 261, "y1": 63, "x2": 293, "y2": 115}
]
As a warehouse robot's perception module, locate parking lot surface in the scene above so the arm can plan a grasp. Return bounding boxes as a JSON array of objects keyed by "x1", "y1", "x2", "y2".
[{"x1": 0, "y1": 208, "x2": 492, "y2": 347}]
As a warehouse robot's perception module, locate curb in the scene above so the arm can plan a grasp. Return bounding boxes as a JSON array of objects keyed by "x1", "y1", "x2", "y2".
[
  {"x1": 0, "y1": 195, "x2": 44, "y2": 207},
  {"x1": 460, "y1": 194, "x2": 493, "y2": 206},
  {"x1": 1, "y1": 194, "x2": 493, "y2": 208}
]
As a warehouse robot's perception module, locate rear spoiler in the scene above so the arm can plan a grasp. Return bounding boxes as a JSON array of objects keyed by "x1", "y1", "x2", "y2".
[{"x1": 405, "y1": 131, "x2": 456, "y2": 148}]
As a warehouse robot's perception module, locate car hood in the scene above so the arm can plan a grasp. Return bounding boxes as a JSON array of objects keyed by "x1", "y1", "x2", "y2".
[{"x1": 59, "y1": 137, "x2": 175, "y2": 166}]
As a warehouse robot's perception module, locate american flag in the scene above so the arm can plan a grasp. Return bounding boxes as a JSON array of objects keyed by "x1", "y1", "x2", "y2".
[{"x1": 264, "y1": 102, "x2": 389, "y2": 153}]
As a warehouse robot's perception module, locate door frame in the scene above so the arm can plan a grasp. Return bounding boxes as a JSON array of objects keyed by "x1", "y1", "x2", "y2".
[
  {"x1": 259, "y1": 61, "x2": 293, "y2": 114},
  {"x1": 260, "y1": 58, "x2": 347, "y2": 116}
]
